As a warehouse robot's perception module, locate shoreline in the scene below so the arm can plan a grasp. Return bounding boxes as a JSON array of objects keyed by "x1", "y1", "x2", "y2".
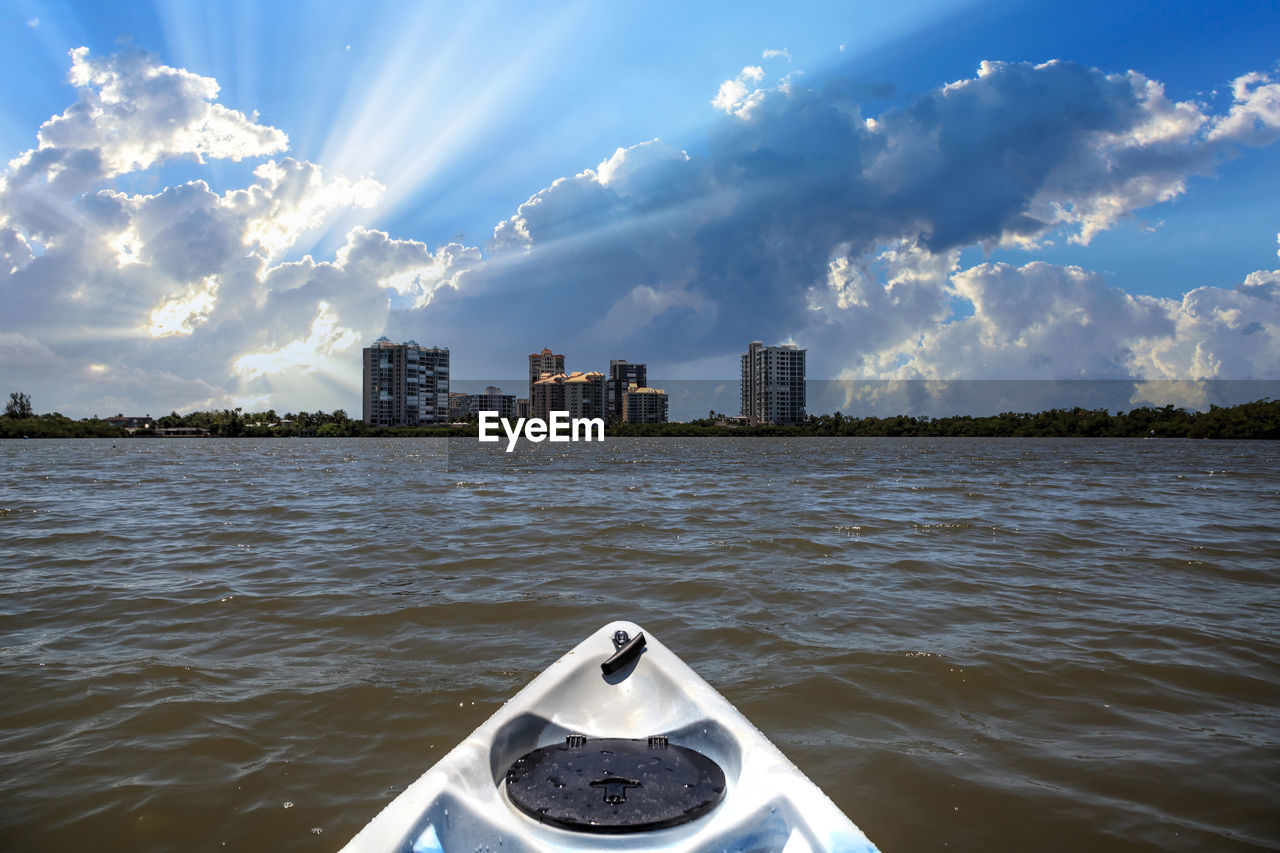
[{"x1": 2, "y1": 398, "x2": 1277, "y2": 440}]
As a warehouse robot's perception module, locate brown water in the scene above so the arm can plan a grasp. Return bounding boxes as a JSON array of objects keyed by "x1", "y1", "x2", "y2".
[{"x1": 1, "y1": 437, "x2": 1277, "y2": 852}]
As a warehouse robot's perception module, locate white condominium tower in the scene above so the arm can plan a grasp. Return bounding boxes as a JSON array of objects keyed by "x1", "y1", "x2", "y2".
[
  {"x1": 362, "y1": 337, "x2": 450, "y2": 426},
  {"x1": 740, "y1": 340, "x2": 806, "y2": 425}
]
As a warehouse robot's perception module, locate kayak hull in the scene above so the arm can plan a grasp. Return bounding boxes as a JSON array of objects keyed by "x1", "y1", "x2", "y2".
[{"x1": 341, "y1": 621, "x2": 879, "y2": 853}]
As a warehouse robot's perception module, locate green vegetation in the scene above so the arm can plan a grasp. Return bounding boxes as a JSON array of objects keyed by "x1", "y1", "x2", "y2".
[
  {"x1": 146, "y1": 408, "x2": 469, "y2": 437},
  {"x1": 629, "y1": 399, "x2": 1280, "y2": 439},
  {"x1": 0, "y1": 412, "x2": 128, "y2": 439},
  {"x1": 5, "y1": 392, "x2": 33, "y2": 419},
  {"x1": 3, "y1": 392, "x2": 1278, "y2": 439}
]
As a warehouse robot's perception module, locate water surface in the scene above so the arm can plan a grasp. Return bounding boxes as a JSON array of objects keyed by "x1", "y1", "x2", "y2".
[{"x1": 1, "y1": 437, "x2": 1276, "y2": 851}]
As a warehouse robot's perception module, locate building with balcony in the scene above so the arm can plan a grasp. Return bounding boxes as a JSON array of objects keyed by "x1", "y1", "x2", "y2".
[
  {"x1": 448, "y1": 393, "x2": 470, "y2": 422},
  {"x1": 466, "y1": 385, "x2": 517, "y2": 420},
  {"x1": 622, "y1": 383, "x2": 668, "y2": 423},
  {"x1": 528, "y1": 347, "x2": 565, "y2": 396},
  {"x1": 532, "y1": 371, "x2": 606, "y2": 420},
  {"x1": 607, "y1": 360, "x2": 647, "y2": 420},
  {"x1": 740, "y1": 340, "x2": 806, "y2": 425},
  {"x1": 362, "y1": 337, "x2": 450, "y2": 426}
]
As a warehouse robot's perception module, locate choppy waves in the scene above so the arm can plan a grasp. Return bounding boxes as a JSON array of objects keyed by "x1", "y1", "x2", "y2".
[{"x1": 1, "y1": 437, "x2": 1277, "y2": 851}]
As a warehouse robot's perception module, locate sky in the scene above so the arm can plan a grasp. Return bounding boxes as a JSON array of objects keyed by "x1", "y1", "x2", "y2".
[{"x1": 1, "y1": 0, "x2": 1278, "y2": 419}]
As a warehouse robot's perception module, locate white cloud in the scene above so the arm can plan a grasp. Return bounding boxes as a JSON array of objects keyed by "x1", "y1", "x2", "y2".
[
  {"x1": 232, "y1": 158, "x2": 383, "y2": 260},
  {"x1": 41, "y1": 48, "x2": 287, "y2": 177},
  {"x1": 0, "y1": 47, "x2": 478, "y2": 416},
  {"x1": 148, "y1": 275, "x2": 220, "y2": 337},
  {"x1": 232, "y1": 300, "x2": 359, "y2": 380},
  {"x1": 762, "y1": 49, "x2": 791, "y2": 61},
  {"x1": 831, "y1": 258, "x2": 1280, "y2": 382},
  {"x1": 711, "y1": 66, "x2": 770, "y2": 117},
  {"x1": 712, "y1": 77, "x2": 751, "y2": 113},
  {"x1": 1208, "y1": 72, "x2": 1280, "y2": 145}
]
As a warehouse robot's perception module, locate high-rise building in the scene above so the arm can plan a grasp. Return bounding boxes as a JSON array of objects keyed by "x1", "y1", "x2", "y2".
[
  {"x1": 466, "y1": 385, "x2": 517, "y2": 420},
  {"x1": 532, "y1": 371, "x2": 606, "y2": 420},
  {"x1": 531, "y1": 374, "x2": 565, "y2": 421},
  {"x1": 363, "y1": 337, "x2": 450, "y2": 426},
  {"x1": 607, "y1": 360, "x2": 647, "y2": 420},
  {"x1": 564, "y1": 371, "x2": 607, "y2": 420},
  {"x1": 622, "y1": 383, "x2": 668, "y2": 423},
  {"x1": 528, "y1": 348, "x2": 565, "y2": 395},
  {"x1": 740, "y1": 340, "x2": 806, "y2": 425},
  {"x1": 448, "y1": 392, "x2": 470, "y2": 422}
]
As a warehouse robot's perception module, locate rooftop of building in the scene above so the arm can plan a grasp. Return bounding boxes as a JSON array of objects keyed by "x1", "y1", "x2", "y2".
[
  {"x1": 368, "y1": 337, "x2": 448, "y2": 352},
  {"x1": 625, "y1": 383, "x2": 666, "y2": 395},
  {"x1": 533, "y1": 371, "x2": 605, "y2": 385}
]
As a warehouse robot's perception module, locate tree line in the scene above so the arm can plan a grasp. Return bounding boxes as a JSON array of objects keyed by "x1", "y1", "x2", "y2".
[
  {"x1": 3, "y1": 392, "x2": 1278, "y2": 439},
  {"x1": 644, "y1": 399, "x2": 1279, "y2": 439}
]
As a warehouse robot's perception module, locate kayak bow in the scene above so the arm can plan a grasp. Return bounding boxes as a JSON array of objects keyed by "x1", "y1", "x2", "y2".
[{"x1": 341, "y1": 621, "x2": 880, "y2": 853}]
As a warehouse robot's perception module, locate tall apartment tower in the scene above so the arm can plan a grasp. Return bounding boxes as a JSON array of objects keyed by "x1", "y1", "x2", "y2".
[
  {"x1": 363, "y1": 337, "x2": 450, "y2": 426},
  {"x1": 528, "y1": 348, "x2": 565, "y2": 394},
  {"x1": 607, "y1": 360, "x2": 647, "y2": 420},
  {"x1": 740, "y1": 340, "x2": 806, "y2": 425}
]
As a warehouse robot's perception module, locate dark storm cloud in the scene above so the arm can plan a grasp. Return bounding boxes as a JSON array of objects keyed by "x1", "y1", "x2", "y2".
[{"x1": 429, "y1": 59, "x2": 1279, "y2": 377}]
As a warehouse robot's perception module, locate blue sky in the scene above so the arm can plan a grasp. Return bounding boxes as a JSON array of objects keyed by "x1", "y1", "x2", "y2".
[{"x1": 1, "y1": 0, "x2": 1278, "y2": 417}]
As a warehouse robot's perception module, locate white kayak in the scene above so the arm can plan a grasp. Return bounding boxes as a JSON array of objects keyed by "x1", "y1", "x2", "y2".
[{"x1": 341, "y1": 621, "x2": 880, "y2": 852}]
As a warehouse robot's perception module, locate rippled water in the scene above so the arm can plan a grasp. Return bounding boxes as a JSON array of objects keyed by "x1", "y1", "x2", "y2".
[{"x1": 1, "y1": 437, "x2": 1277, "y2": 852}]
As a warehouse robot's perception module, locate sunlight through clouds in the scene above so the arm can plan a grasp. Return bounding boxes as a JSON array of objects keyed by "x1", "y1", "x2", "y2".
[
  {"x1": 0, "y1": 45, "x2": 481, "y2": 415},
  {"x1": 148, "y1": 275, "x2": 220, "y2": 338},
  {"x1": 1, "y1": 3, "x2": 1278, "y2": 418},
  {"x1": 232, "y1": 300, "x2": 359, "y2": 380}
]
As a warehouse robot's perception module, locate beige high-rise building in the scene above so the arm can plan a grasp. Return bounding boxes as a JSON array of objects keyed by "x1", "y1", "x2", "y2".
[
  {"x1": 531, "y1": 373, "x2": 565, "y2": 420},
  {"x1": 363, "y1": 337, "x2": 450, "y2": 426},
  {"x1": 532, "y1": 371, "x2": 606, "y2": 420},
  {"x1": 528, "y1": 348, "x2": 565, "y2": 395},
  {"x1": 564, "y1": 371, "x2": 606, "y2": 420},
  {"x1": 622, "y1": 383, "x2": 668, "y2": 423}
]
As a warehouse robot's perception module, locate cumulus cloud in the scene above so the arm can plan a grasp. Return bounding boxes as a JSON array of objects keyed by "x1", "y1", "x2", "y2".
[
  {"x1": 0, "y1": 47, "x2": 477, "y2": 415},
  {"x1": 846, "y1": 261, "x2": 1173, "y2": 379},
  {"x1": 36, "y1": 47, "x2": 287, "y2": 178},
  {"x1": 445, "y1": 58, "x2": 1280, "y2": 386},
  {"x1": 821, "y1": 253, "x2": 1280, "y2": 385},
  {"x1": 711, "y1": 66, "x2": 771, "y2": 117}
]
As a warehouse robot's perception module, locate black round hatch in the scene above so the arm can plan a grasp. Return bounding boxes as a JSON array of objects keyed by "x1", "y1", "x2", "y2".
[{"x1": 505, "y1": 735, "x2": 726, "y2": 833}]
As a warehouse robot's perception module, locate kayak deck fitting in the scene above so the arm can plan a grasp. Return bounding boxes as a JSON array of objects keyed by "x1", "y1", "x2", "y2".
[{"x1": 340, "y1": 621, "x2": 880, "y2": 852}]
